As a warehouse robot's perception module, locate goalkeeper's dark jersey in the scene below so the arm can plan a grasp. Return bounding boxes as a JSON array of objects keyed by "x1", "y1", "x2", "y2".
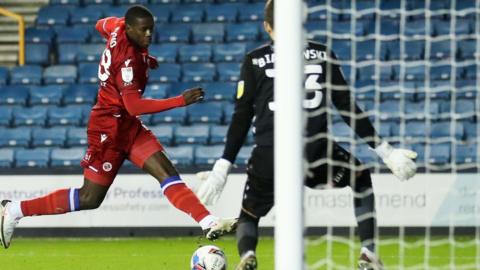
[{"x1": 221, "y1": 41, "x2": 380, "y2": 163}]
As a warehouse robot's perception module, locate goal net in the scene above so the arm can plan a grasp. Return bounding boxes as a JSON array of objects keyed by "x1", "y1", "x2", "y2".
[{"x1": 298, "y1": 0, "x2": 480, "y2": 269}]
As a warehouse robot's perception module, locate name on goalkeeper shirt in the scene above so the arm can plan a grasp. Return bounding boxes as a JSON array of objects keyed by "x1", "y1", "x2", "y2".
[{"x1": 252, "y1": 49, "x2": 327, "y2": 68}]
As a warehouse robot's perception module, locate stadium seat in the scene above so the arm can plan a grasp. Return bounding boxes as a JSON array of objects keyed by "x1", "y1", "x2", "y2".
[
  {"x1": 36, "y1": 6, "x2": 70, "y2": 26},
  {"x1": 379, "y1": 100, "x2": 401, "y2": 121},
  {"x1": 48, "y1": 106, "x2": 83, "y2": 126},
  {"x1": 29, "y1": 85, "x2": 63, "y2": 106},
  {"x1": 10, "y1": 65, "x2": 42, "y2": 85},
  {"x1": 15, "y1": 148, "x2": 50, "y2": 168},
  {"x1": 404, "y1": 100, "x2": 439, "y2": 120},
  {"x1": 192, "y1": 24, "x2": 225, "y2": 43},
  {"x1": 205, "y1": 3, "x2": 239, "y2": 22},
  {"x1": 78, "y1": 63, "x2": 99, "y2": 84},
  {"x1": 404, "y1": 19, "x2": 427, "y2": 37},
  {"x1": 143, "y1": 84, "x2": 170, "y2": 99},
  {"x1": 217, "y1": 63, "x2": 241, "y2": 82},
  {"x1": 25, "y1": 43, "x2": 50, "y2": 65},
  {"x1": 403, "y1": 40, "x2": 425, "y2": 60},
  {"x1": 147, "y1": 5, "x2": 171, "y2": 23},
  {"x1": 149, "y1": 63, "x2": 181, "y2": 83},
  {"x1": 455, "y1": 99, "x2": 476, "y2": 121},
  {"x1": 51, "y1": 147, "x2": 85, "y2": 167},
  {"x1": 354, "y1": 80, "x2": 375, "y2": 101},
  {"x1": 77, "y1": 44, "x2": 104, "y2": 63},
  {"x1": 156, "y1": 24, "x2": 191, "y2": 43},
  {"x1": 0, "y1": 149, "x2": 14, "y2": 168},
  {"x1": 175, "y1": 125, "x2": 210, "y2": 145},
  {"x1": 430, "y1": 64, "x2": 451, "y2": 80},
  {"x1": 0, "y1": 85, "x2": 29, "y2": 106},
  {"x1": 455, "y1": 143, "x2": 477, "y2": 164},
  {"x1": 238, "y1": 2, "x2": 264, "y2": 22},
  {"x1": 32, "y1": 127, "x2": 67, "y2": 147},
  {"x1": 430, "y1": 40, "x2": 452, "y2": 60},
  {"x1": 203, "y1": 82, "x2": 235, "y2": 101},
  {"x1": 213, "y1": 43, "x2": 246, "y2": 62},
  {"x1": 12, "y1": 105, "x2": 48, "y2": 128},
  {"x1": 84, "y1": 0, "x2": 114, "y2": 5},
  {"x1": 58, "y1": 44, "x2": 81, "y2": 64},
  {"x1": 43, "y1": 65, "x2": 77, "y2": 84},
  {"x1": 0, "y1": 127, "x2": 31, "y2": 147},
  {"x1": 179, "y1": 44, "x2": 212, "y2": 62},
  {"x1": 187, "y1": 102, "x2": 223, "y2": 124},
  {"x1": 404, "y1": 64, "x2": 426, "y2": 81},
  {"x1": 149, "y1": 44, "x2": 177, "y2": 63},
  {"x1": 164, "y1": 146, "x2": 194, "y2": 167},
  {"x1": 223, "y1": 102, "x2": 234, "y2": 124},
  {"x1": 55, "y1": 27, "x2": 89, "y2": 43},
  {"x1": 405, "y1": 121, "x2": 427, "y2": 141},
  {"x1": 25, "y1": 27, "x2": 55, "y2": 44},
  {"x1": 462, "y1": 64, "x2": 477, "y2": 80},
  {"x1": 332, "y1": 21, "x2": 364, "y2": 36},
  {"x1": 463, "y1": 121, "x2": 477, "y2": 142},
  {"x1": 332, "y1": 122, "x2": 354, "y2": 142},
  {"x1": 332, "y1": 39, "x2": 351, "y2": 61},
  {"x1": 70, "y1": 7, "x2": 103, "y2": 24},
  {"x1": 226, "y1": 23, "x2": 259, "y2": 42},
  {"x1": 149, "y1": 125, "x2": 174, "y2": 146},
  {"x1": 195, "y1": 145, "x2": 224, "y2": 166},
  {"x1": 430, "y1": 121, "x2": 464, "y2": 140},
  {"x1": 355, "y1": 40, "x2": 375, "y2": 61},
  {"x1": 380, "y1": 18, "x2": 400, "y2": 36},
  {"x1": 66, "y1": 127, "x2": 87, "y2": 147},
  {"x1": 210, "y1": 125, "x2": 228, "y2": 144},
  {"x1": 171, "y1": 5, "x2": 204, "y2": 23},
  {"x1": 151, "y1": 107, "x2": 187, "y2": 124},
  {"x1": 0, "y1": 107, "x2": 12, "y2": 126},
  {"x1": 457, "y1": 39, "x2": 476, "y2": 60},
  {"x1": 0, "y1": 67, "x2": 8, "y2": 85},
  {"x1": 64, "y1": 84, "x2": 97, "y2": 105},
  {"x1": 236, "y1": 146, "x2": 252, "y2": 166},
  {"x1": 428, "y1": 143, "x2": 451, "y2": 165},
  {"x1": 183, "y1": 63, "x2": 216, "y2": 82}
]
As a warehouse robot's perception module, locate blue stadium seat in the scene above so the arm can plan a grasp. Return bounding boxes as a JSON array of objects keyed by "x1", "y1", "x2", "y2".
[
  {"x1": 43, "y1": 65, "x2": 77, "y2": 84},
  {"x1": 171, "y1": 5, "x2": 204, "y2": 23},
  {"x1": 333, "y1": 21, "x2": 364, "y2": 36},
  {"x1": 0, "y1": 107, "x2": 12, "y2": 126},
  {"x1": 404, "y1": 19, "x2": 427, "y2": 37},
  {"x1": 183, "y1": 63, "x2": 216, "y2": 82},
  {"x1": 151, "y1": 107, "x2": 187, "y2": 124},
  {"x1": 175, "y1": 125, "x2": 210, "y2": 145},
  {"x1": 70, "y1": 7, "x2": 103, "y2": 24},
  {"x1": 32, "y1": 127, "x2": 67, "y2": 147},
  {"x1": 0, "y1": 67, "x2": 8, "y2": 85},
  {"x1": 156, "y1": 24, "x2": 191, "y2": 43},
  {"x1": 0, "y1": 85, "x2": 29, "y2": 106},
  {"x1": 195, "y1": 145, "x2": 223, "y2": 166},
  {"x1": 149, "y1": 125, "x2": 174, "y2": 146},
  {"x1": 84, "y1": 0, "x2": 114, "y2": 5},
  {"x1": 223, "y1": 102, "x2": 234, "y2": 124},
  {"x1": 380, "y1": 18, "x2": 400, "y2": 36},
  {"x1": 217, "y1": 63, "x2": 241, "y2": 82},
  {"x1": 430, "y1": 64, "x2": 452, "y2": 81},
  {"x1": 430, "y1": 121, "x2": 464, "y2": 140},
  {"x1": 150, "y1": 0, "x2": 180, "y2": 3},
  {"x1": 187, "y1": 102, "x2": 223, "y2": 124},
  {"x1": 354, "y1": 80, "x2": 375, "y2": 101},
  {"x1": 118, "y1": 0, "x2": 148, "y2": 4},
  {"x1": 332, "y1": 39, "x2": 351, "y2": 61},
  {"x1": 428, "y1": 143, "x2": 451, "y2": 165},
  {"x1": 355, "y1": 40, "x2": 375, "y2": 61},
  {"x1": 77, "y1": 44, "x2": 104, "y2": 63},
  {"x1": 455, "y1": 143, "x2": 477, "y2": 164},
  {"x1": 13, "y1": 106, "x2": 47, "y2": 126},
  {"x1": 226, "y1": 23, "x2": 259, "y2": 42},
  {"x1": 238, "y1": 3, "x2": 264, "y2": 22},
  {"x1": 210, "y1": 125, "x2": 227, "y2": 144},
  {"x1": 455, "y1": 99, "x2": 476, "y2": 121},
  {"x1": 164, "y1": 146, "x2": 193, "y2": 167},
  {"x1": 179, "y1": 44, "x2": 212, "y2": 62},
  {"x1": 203, "y1": 82, "x2": 235, "y2": 101},
  {"x1": 0, "y1": 127, "x2": 31, "y2": 147},
  {"x1": 50, "y1": 147, "x2": 85, "y2": 167},
  {"x1": 404, "y1": 100, "x2": 439, "y2": 120},
  {"x1": 66, "y1": 127, "x2": 87, "y2": 147},
  {"x1": 143, "y1": 84, "x2": 170, "y2": 99},
  {"x1": 403, "y1": 40, "x2": 425, "y2": 60},
  {"x1": 25, "y1": 27, "x2": 55, "y2": 44},
  {"x1": 376, "y1": 121, "x2": 392, "y2": 139},
  {"x1": 55, "y1": 27, "x2": 89, "y2": 43},
  {"x1": 15, "y1": 148, "x2": 50, "y2": 168},
  {"x1": 404, "y1": 64, "x2": 426, "y2": 81},
  {"x1": 236, "y1": 146, "x2": 252, "y2": 166},
  {"x1": 78, "y1": 63, "x2": 99, "y2": 84},
  {"x1": 454, "y1": 19, "x2": 473, "y2": 35},
  {"x1": 0, "y1": 149, "x2": 14, "y2": 168},
  {"x1": 357, "y1": 65, "x2": 375, "y2": 81},
  {"x1": 462, "y1": 64, "x2": 477, "y2": 80},
  {"x1": 29, "y1": 85, "x2": 64, "y2": 106},
  {"x1": 10, "y1": 65, "x2": 42, "y2": 85},
  {"x1": 149, "y1": 63, "x2": 181, "y2": 83},
  {"x1": 205, "y1": 3, "x2": 239, "y2": 22},
  {"x1": 149, "y1": 44, "x2": 177, "y2": 63},
  {"x1": 64, "y1": 84, "x2": 97, "y2": 105},
  {"x1": 332, "y1": 122, "x2": 354, "y2": 142},
  {"x1": 36, "y1": 6, "x2": 70, "y2": 26},
  {"x1": 147, "y1": 5, "x2": 172, "y2": 23},
  {"x1": 213, "y1": 43, "x2": 246, "y2": 62},
  {"x1": 192, "y1": 24, "x2": 225, "y2": 43},
  {"x1": 58, "y1": 44, "x2": 80, "y2": 64},
  {"x1": 48, "y1": 106, "x2": 83, "y2": 126},
  {"x1": 430, "y1": 40, "x2": 452, "y2": 60},
  {"x1": 25, "y1": 43, "x2": 50, "y2": 65},
  {"x1": 405, "y1": 121, "x2": 426, "y2": 141},
  {"x1": 463, "y1": 122, "x2": 477, "y2": 141},
  {"x1": 379, "y1": 100, "x2": 401, "y2": 121}
]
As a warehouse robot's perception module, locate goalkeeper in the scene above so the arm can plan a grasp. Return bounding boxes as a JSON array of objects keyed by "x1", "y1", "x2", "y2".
[{"x1": 196, "y1": 1, "x2": 417, "y2": 269}]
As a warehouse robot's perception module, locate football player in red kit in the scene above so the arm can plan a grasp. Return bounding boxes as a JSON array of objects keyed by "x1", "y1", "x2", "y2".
[{"x1": 0, "y1": 5, "x2": 236, "y2": 249}]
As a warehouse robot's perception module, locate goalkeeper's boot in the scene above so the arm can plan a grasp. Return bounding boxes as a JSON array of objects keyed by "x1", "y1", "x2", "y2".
[
  {"x1": 358, "y1": 247, "x2": 385, "y2": 270},
  {"x1": 204, "y1": 217, "x2": 238, "y2": 241},
  {"x1": 0, "y1": 200, "x2": 20, "y2": 249},
  {"x1": 235, "y1": 251, "x2": 257, "y2": 270}
]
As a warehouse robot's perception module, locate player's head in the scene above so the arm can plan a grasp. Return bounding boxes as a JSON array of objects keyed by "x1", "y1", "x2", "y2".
[
  {"x1": 125, "y1": 5, "x2": 154, "y2": 48},
  {"x1": 264, "y1": 0, "x2": 275, "y2": 40}
]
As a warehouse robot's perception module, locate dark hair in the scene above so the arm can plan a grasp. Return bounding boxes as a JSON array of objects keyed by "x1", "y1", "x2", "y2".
[
  {"x1": 125, "y1": 5, "x2": 153, "y2": 26},
  {"x1": 265, "y1": 0, "x2": 274, "y2": 29}
]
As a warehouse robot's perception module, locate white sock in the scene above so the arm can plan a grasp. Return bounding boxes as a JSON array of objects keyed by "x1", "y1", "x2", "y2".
[
  {"x1": 199, "y1": 215, "x2": 218, "y2": 230},
  {"x1": 7, "y1": 201, "x2": 24, "y2": 219}
]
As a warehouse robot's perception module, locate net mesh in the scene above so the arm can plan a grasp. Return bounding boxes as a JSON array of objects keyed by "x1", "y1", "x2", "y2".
[{"x1": 302, "y1": 0, "x2": 480, "y2": 269}]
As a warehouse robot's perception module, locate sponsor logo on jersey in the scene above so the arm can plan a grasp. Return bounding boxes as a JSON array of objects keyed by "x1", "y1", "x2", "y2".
[
  {"x1": 102, "y1": 162, "x2": 113, "y2": 172},
  {"x1": 236, "y1": 80, "x2": 245, "y2": 99}
]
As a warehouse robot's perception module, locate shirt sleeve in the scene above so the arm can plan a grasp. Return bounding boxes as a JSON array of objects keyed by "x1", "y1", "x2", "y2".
[
  {"x1": 95, "y1": 17, "x2": 124, "y2": 39},
  {"x1": 221, "y1": 55, "x2": 256, "y2": 163},
  {"x1": 329, "y1": 52, "x2": 382, "y2": 148}
]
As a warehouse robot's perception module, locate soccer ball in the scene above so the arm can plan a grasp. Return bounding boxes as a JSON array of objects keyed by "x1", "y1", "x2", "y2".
[{"x1": 190, "y1": 245, "x2": 227, "y2": 270}]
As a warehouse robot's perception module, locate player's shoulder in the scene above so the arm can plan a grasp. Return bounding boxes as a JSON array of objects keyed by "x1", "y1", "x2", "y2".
[
  {"x1": 306, "y1": 40, "x2": 328, "y2": 52},
  {"x1": 246, "y1": 42, "x2": 272, "y2": 58}
]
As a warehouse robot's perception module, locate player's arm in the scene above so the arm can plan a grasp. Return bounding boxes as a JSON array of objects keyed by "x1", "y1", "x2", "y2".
[
  {"x1": 196, "y1": 55, "x2": 256, "y2": 205},
  {"x1": 95, "y1": 17, "x2": 124, "y2": 39},
  {"x1": 329, "y1": 52, "x2": 417, "y2": 181}
]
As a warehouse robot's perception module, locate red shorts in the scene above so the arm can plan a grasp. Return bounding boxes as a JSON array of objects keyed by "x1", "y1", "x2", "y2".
[{"x1": 81, "y1": 111, "x2": 163, "y2": 186}]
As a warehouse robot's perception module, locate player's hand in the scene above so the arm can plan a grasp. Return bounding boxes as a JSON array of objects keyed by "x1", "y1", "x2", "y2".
[
  {"x1": 182, "y1": 87, "x2": 204, "y2": 105},
  {"x1": 373, "y1": 141, "x2": 417, "y2": 181},
  {"x1": 196, "y1": 159, "x2": 232, "y2": 205},
  {"x1": 146, "y1": 55, "x2": 159, "y2": 69}
]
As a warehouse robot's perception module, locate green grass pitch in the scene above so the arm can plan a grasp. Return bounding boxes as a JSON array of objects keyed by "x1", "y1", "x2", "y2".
[{"x1": 0, "y1": 236, "x2": 477, "y2": 269}]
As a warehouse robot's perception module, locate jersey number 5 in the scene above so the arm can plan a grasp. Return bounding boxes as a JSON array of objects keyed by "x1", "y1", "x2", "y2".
[
  {"x1": 268, "y1": 64, "x2": 323, "y2": 111},
  {"x1": 98, "y1": 48, "x2": 112, "y2": 82}
]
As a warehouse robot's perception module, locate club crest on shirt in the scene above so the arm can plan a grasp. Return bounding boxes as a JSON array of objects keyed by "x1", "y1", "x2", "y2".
[
  {"x1": 121, "y1": 66, "x2": 133, "y2": 84},
  {"x1": 103, "y1": 162, "x2": 112, "y2": 172}
]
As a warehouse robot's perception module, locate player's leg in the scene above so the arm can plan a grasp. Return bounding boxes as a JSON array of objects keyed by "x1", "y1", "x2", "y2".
[{"x1": 128, "y1": 128, "x2": 236, "y2": 240}]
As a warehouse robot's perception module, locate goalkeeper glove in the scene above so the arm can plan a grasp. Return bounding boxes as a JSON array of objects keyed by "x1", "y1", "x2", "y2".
[
  {"x1": 146, "y1": 55, "x2": 159, "y2": 69},
  {"x1": 373, "y1": 141, "x2": 417, "y2": 181},
  {"x1": 196, "y1": 158, "x2": 232, "y2": 205}
]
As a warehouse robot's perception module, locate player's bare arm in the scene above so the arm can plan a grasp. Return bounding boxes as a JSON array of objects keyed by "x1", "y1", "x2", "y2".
[{"x1": 182, "y1": 87, "x2": 205, "y2": 105}]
